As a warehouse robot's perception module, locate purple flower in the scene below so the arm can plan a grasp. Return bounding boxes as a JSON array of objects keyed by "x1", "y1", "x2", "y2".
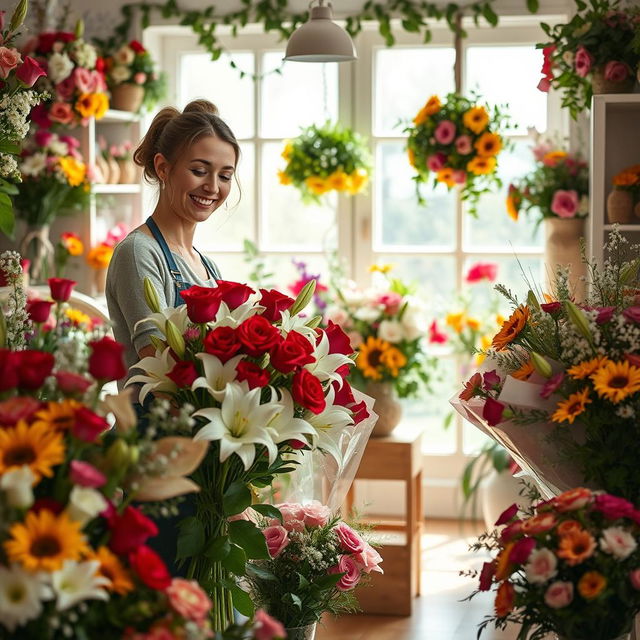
[
  {"x1": 483, "y1": 370, "x2": 501, "y2": 391},
  {"x1": 596, "y1": 306, "x2": 616, "y2": 324}
]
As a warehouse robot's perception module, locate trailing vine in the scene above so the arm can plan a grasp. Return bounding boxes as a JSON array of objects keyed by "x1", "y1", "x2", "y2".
[{"x1": 98, "y1": 0, "x2": 540, "y2": 78}]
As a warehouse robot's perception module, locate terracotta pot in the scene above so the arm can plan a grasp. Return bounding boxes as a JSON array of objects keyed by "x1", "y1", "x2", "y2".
[
  {"x1": 365, "y1": 381, "x2": 402, "y2": 437},
  {"x1": 591, "y1": 66, "x2": 635, "y2": 95},
  {"x1": 117, "y1": 158, "x2": 137, "y2": 184},
  {"x1": 106, "y1": 157, "x2": 120, "y2": 185},
  {"x1": 607, "y1": 189, "x2": 634, "y2": 224},
  {"x1": 544, "y1": 217, "x2": 586, "y2": 301},
  {"x1": 110, "y1": 83, "x2": 144, "y2": 113}
]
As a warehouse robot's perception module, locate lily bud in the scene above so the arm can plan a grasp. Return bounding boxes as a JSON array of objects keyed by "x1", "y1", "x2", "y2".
[
  {"x1": 530, "y1": 352, "x2": 552, "y2": 379},
  {"x1": 305, "y1": 315, "x2": 322, "y2": 329},
  {"x1": 165, "y1": 319, "x2": 185, "y2": 359},
  {"x1": 526, "y1": 290, "x2": 540, "y2": 312},
  {"x1": 289, "y1": 280, "x2": 316, "y2": 316},
  {"x1": 150, "y1": 335, "x2": 166, "y2": 351},
  {"x1": 9, "y1": 0, "x2": 27, "y2": 32},
  {"x1": 620, "y1": 259, "x2": 640, "y2": 285},
  {"x1": 106, "y1": 439, "x2": 130, "y2": 470},
  {"x1": 565, "y1": 300, "x2": 591, "y2": 342},
  {"x1": 74, "y1": 18, "x2": 84, "y2": 38},
  {"x1": 143, "y1": 277, "x2": 161, "y2": 313}
]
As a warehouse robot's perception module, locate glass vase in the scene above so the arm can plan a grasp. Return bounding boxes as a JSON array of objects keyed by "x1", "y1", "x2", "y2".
[
  {"x1": 284, "y1": 623, "x2": 317, "y2": 640},
  {"x1": 18, "y1": 223, "x2": 53, "y2": 284}
]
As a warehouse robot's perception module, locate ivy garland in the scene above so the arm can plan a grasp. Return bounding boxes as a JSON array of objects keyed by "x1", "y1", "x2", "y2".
[{"x1": 100, "y1": 0, "x2": 540, "y2": 78}]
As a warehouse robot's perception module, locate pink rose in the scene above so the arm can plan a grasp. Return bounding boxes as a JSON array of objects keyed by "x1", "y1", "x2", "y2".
[
  {"x1": 0, "y1": 46, "x2": 22, "y2": 79},
  {"x1": 275, "y1": 503, "x2": 306, "y2": 532},
  {"x1": 334, "y1": 522, "x2": 366, "y2": 554},
  {"x1": 69, "y1": 460, "x2": 107, "y2": 488},
  {"x1": 540, "y1": 372, "x2": 564, "y2": 399},
  {"x1": 593, "y1": 493, "x2": 635, "y2": 520},
  {"x1": 263, "y1": 525, "x2": 290, "y2": 558},
  {"x1": 134, "y1": 71, "x2": 147, "y2": 84},
  {"x1": 630, "y1": 569, "x2": 640, "y2": 590},
  {"x1": 253, "y1": 609, "x2": 286, "y2": 640},
  {"x1": 301, "y1": 501, "x2": 331, "y2": 528},
  {"x1": 452, "y1": 169, "x2": 466, "y2": 184},
  {"x1": 376, "y1": 292, "x2": 403, "y2": 315},
  {"x1": 544, "y1": 581, "x2": 573, "y2": 608},
  {"x1": 455, "y1": 135, "x2": 472, "y2": 154},
  {"x1": 54, "y1": 371, "x2": 92, "y2": 394},
  {"x1": 550, "y1": 189, "x2": 579, "y2": 218},
  {"x1": 55, "y1": 75, "x2": 76, "y2": 101},
  {"x1": 329, "y1": 554, "x2": 361, "y2": 591},
  {"x1": 574, "y1": 46, "x2": 593, "y2": 78},
  {"x1": 434, "y1": 120, "x2": 456, "y2": 145},
  {"x1": 16, "y1": 56, "x2": 46, "y2": 87},
  {"x1": 426, "y1": 152, "x2": 447, "y2": 172},
  {"x1": 525, "y1": 548, "x2": 557, "y2": 584},
  {"x1": 354, "y1": 543, "x2": 383, "y2": 574},
  {"x1": 166, "y1": 578, "x2": 212, "y2": 625},
  {"x1": 604, "y1": 60, "x2": 629, "y2": 84},
  {"x1": 49, "y1": 102, "x2": 74, "y2": 125}
]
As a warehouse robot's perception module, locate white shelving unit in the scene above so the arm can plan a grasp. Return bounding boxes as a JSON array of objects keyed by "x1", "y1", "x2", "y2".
[{"x1": 588, "y1": 94, "x2": 640, "y2": 265}]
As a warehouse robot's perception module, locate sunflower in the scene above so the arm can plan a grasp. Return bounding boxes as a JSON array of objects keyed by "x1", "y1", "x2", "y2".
[
  {"x1": 347, "y1": 168, "x2": 369, "y2": 194},
  {"x1": 75, "y1": 92, "x2": 101, "y2": 119},
  {"x1": 423, "y1": 95, "x2": 441, "y2": 116},
  {"x1": 380, "y1": 347, "x2": 407, "y2": 377},
  {"x1": 65, "y1": 308, "x2": 91, "y2": 326},
  {"x1": 462, "y1": 106, "x2": 489, "y2": 134},
  {"x1": 567, "y1": 356, "x2": 609, "y2": 380},
  {"x1": 94, "y1": 92, "x2": 109, "y2": 119},
  {"x1": 0, "y1": 420, "x2": 65, "y2": 482},
  {"x1": 326, "y1": 170, "x2": 349, "y2": 191},
  {"x1": 407, "y1": 148, "x2": 416, "y2": 168},
  {"x1": 467, "y1": 156, "x2": 497, "y2": 175},
  {"x1": 491, "y1": 306, "x2": 529, "y2": 351},
  {"x1": 506, "y1": 186, "x2": 521, "y2": 221},
  {"x1": 305, "y1": 176, "x2": 329, "y2": 196},
  {"x1": 551, "y1": 388, "x2": 591, "y2": 424},
  {"x1": 474, "y1": 132, "x2": 502, "y2": 157},
  {"x1": 58, "y1": 156, "x2": 87, "y2": 187},
  {"x1": 412, "y1": 106, "x2": 429, "y2": 126},
  {"x1": 511, "y1": 359, "x2": 534, "y2": 381},
  {"x1": 556, "y1": 528, "x2": 596, "y2": 566},
  {"x1": 32, "y1": 399, "x2": 82, "y2": 433},
  {"x1": 277, "y1": 169, "x2": 292, "y2": 185},
  {"x1": 88, "y1": 546, "x2": 134, "y2": 595},
  {"x1": 577, "y1": 571, "x2": 607, "y2": 599},
  {"x1": 5, "y1": 510, "x2": 89, "y2": 572},
  {"x1": 591, "y1": 360, "x2": 640, "y2": 404},
  {"x1": 357, "y1": 337, "x2": 391, "y2": 380}
]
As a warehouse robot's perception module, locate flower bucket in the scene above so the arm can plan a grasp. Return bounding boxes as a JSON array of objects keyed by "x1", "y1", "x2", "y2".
[
  {"x1": 365, "y1": 381, "x2": 402, "y2": 437},
  {"x1": 591, "y1": 67, "x2": 635, "y2": 95},
  {"x1": 110, "y1": 83, "x2": 144, "y2": 113},
  {"x1": 117, "y1": 158, "x2": 137, "y2": 184},
  {"x1": 544, "y1": 217, "x2": 586, "y2": 301},
  {"x1": 284, "y1": 624, "x2": 317, "y2": 640},
  {"x1": 607, "y1": 189, "x2": 634, "y2": 224}
]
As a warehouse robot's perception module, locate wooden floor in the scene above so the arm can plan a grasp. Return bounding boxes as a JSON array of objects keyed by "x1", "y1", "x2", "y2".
[{"x1": 315, "y1": 519, "x2": 545, "y2": 640}]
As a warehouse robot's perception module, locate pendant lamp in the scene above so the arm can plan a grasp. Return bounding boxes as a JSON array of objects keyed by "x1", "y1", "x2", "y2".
[{"x1": 284, "y1": 0, "x2": 357, "y2": 63}]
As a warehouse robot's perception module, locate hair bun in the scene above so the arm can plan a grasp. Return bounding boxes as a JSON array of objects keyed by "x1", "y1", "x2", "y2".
[{"x1": 183, "y1": 99, "x2": 219, "y2": 116}]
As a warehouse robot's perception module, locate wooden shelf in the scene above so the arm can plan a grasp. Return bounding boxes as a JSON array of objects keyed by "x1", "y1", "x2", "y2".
[
  {"x1": 92, "y1": 184, "x2": 141, "y2": 195},
  {"x1": 100, "y1": 109, "x2": 141, "y2": 123}
]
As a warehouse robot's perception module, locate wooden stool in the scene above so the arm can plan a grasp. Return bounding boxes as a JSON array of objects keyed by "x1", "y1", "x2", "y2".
[{"x1": 345, "y1": 430, "x2": 424, "y2": 616}]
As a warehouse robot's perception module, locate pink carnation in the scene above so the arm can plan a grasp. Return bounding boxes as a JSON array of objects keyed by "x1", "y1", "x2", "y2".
[
  {"x1": 253, "y1": 609, "x2": 286, "y2": 640},
  {"x1": 426, "y1": 152, "x2": 447, "y2": 172},
  {"x1": 574, "y1": 46, "x2": 593, "y2": 78},
  {"x1": 434, "y1": 120, "x2": 456, "y2": 145},
  {"x1": 550, "y1": 189, "x2": 579, "y2": 218},
  {"x1": 544, "y1": 581, "x2": 573, "y2": 608},
  {"x1": 455, "y1": 135, "x2": 472, "y2": 155},
  {"x1": 465, "y1": 262, "x2": 498, "y2": 283},
  {"x1": 69, "y1": 460, "x2": 107, "y2": 488},
  {"x1": 166, "y1": 578, "x2": 212, "y2": 625}
]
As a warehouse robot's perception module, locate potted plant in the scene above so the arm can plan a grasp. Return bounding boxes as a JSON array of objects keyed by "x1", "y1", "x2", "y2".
[{"x1": 607, "y1": 164, "x2": 640, "y2": 224}]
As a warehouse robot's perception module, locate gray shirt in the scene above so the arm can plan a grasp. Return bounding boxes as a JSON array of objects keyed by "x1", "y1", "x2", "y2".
[{"x1": 106, "y1": 230, "x2": 219, "y2": 387}]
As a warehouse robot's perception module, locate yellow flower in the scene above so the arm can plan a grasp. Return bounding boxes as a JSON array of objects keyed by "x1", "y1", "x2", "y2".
[
  {"x1": 86, "y1": 243, "x2": 114, "y2": 269},
  {"x1": 542, "y1": 150, "x2": 567, "y2": 167},
  {"x1": 0, "y1": 420, "x2": 65, "y2": 483},
  {"x1": 327, "y1": 170, "x2": 350, "y2": 191},
  {"x1": 75, "y1": 92, "x2": 101, "y2": 118},
  {"x1": 577, "y1": 571, "x2": 607, "y2": 599},
  {"x1": 413, "y1": 95, "x2": 441, "y2": 125},
  {"x1": 474, "y1": 334, "x2": 494, "y2": 366},
  {"x1": 380, "y1": 346, "x2": 407, "y2": 377},
  {"x1": 467, "y1": 156, "x2": 497, "y2": 176},
  {"x1": 551, "y1": 388, "x2": 591, "y2": 424},
  {"x1": 66, "y1": 308, "x2": 92, "y2": 326},
  {"x1": 446, "y1": 312, "x2": 466, "y2": 333},
  {"x1": 32, "y1": 400, "x2": 82, "y2": 433},
  {"x1": 436, "y1": 168, "x2": 455, "y2": 187},
  {"x1": 567, "y1": 356, "x2": 609, "y2": 380},
  {"x1": 369, "y1": 263, "x2": 393, "y2": 274},
  {"x1": 346, "y1": 168, "x2": 369, "y2": 194},
  {"x1": 463, "y1": 106, "x2": 489, "y2": 134},
  {"x1": 94, "y1": 92, "x2": 109, "y2": 119},
  {"x1": 58, "y1": 156, "x2": 87, "y2": 187},
  {"x1": 474, "y1": 132, "x2": 502, "y2": 157},
  {"x1": 5, "y1": 510, "x2": 89, "y2": 572},
  {"x1": 466, "y1": 317, "x2": 481, "y2": 331},
  {"x1": 512, "y1": 359, "x2": 534, "y2": 381},
  {"x1": 277, "y1": 169, "x2": 292, "y2": 185},
  {"x1": 495, "y1": 314, "x2": 505, "y2": 326},
  {"x1": 407, "y1": 148, "x2": 416, "y2": 168},
  {"x1": 591, "y1": 360, "x2": 640, "y2": 404},
  {"x1": 357, "y1": 337, "x2": 391, "y2": 380},
  {"x1": 492, "y1": 306, "x2": 529, "y2": 351},
  {"x1": 281, "y1": 142, "x2": 293, "y2": 161},
  {"x1": 557, "y1": 529, "x2": 596, "y2": 566},
  {"x1": 305, "y1": 175, "x2": 329, "y2": 196},
  {"x1": 88, "y1": 546, "x2": 134, "y2": 595},
  {"x1": 60, "y1": 232, "x2": 84, "y2": 256},
  {"x1": 506, "y1": 191, "x2": 520, "y2": 221}
]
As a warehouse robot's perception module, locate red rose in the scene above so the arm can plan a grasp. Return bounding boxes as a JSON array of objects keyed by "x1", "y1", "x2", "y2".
[
  {"x1": 323, "y1": 321, "x2": 353, "y2": 355},
  {"x1": 48, "y1": 277, "x2": 76, "y2": 302},
  {"x1": 0, "y1": 349, "x2": 19, "y2": 391},
  {"x1": 0, "y1": 396, "x2": 40, "y2": 424},
  {"x1": 16, "y1": 350, "x2": 54, "y2": 389},
  {"x1": 332, "y1": 379, "x2": 355, "y2": 407},
  {"x1": 482, "y1": 397, "x2": 505, "y2": 427},
  {"x1": 259, "y1": 288, "x2": 294, "y2": 322},
  {"x1": 31, "y1": 498, "x2": 64, "y2": 514},
  {"x1": 235, "y1": 360, "x2": 270, "y2": 389},
  {"x1": 128, "y1": 40, "x2": 146, "y2": 53},
  {"x1": 237, "y1": 315, "x2": 281, "y2": 357},
  {"x1": 214, "y1": 280, "x2": 255, "y2": 309},
  {"x1": 292, "y1": 368, "x2": 326, "y2": 414},
  {"x1": 55, "y1": 31, "x2": 76, "y2": 43},
  {"x1": 16, "y1": 56, "x2": 46, "y2": 88},
  {"x1": 269, "y1": 331, "x2": 314, "y2": 374},
  {"x1": 181, "y1": 285, "x2": 222, "y2": 323},
  {"x1": 88, "y1": 336, "x2": 126, "y2": 382},
  {"x1": 54, "y1": 371, "x2": 92, "y2": 395},
  {"x1": 108, "y1": 506, "x2": 158, "y2": 555},
  {"x1": 95, "y1": 56, "x2": 105, "y2": 72},
  {"x1": 350, "y1": 400, "x2": 369, "y2": 425},
  {"x1": 36, "y1": 32, "x2": 59, "y2": 53},
  {"x1": 478, "y1": 561, "x2": 495, "y2": 591},
  {"x1": 26, "y1": 299, "x2": 53, "y2": 324},
  {"x1": 73, "y1": 406, "x2": 109, "y2": 442},
  {"x1": 166, "y1": 361, "x2": 199, "y2": 387},
  {"x1": 203, "y1": 326, "x2": 241, "y2": 362},
  {"x1": 128, "y1": 545, "x2": 171, "y2": 590}
]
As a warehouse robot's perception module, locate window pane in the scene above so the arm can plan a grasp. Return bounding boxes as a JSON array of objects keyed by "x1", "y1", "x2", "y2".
[
  {"x1": 376, "y1": 142, "x2": 456, "y2": 249},
  {"x1": 261, "y1": 54, "x2": 338, "y2": 138},
  {"x1": 464, "y1": 140, "x2": 543, "y2": 249},
  {"x1": 261, "y1": 143, "x2": 337, "y2": 250},
  {"x1": 463, "y1": 420, "x2": 491, "y2": 455},
  {"x1": 179, "y1": 52, "x2": 254, "y2": 139},
  {"x1": 374, "y1": 47, "x2": 456, "y2": 136},
  {"x1": 465, "y1": 45, "x2": 547, "y2": 133}
]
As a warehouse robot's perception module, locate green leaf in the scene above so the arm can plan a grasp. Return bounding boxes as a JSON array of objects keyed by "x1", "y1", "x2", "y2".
[
  {"x1": 229, "y1": 583, "x2": 254, "y2": 616},
  {"x1": 481, "y1": 3, "x2": 498, "y2": 26},
  {"x1": 221, "y1": 543, "x2": 247, "y2": 575},
  {"x1": 204, "y1": 535, "x2": 231, "y2": 561},
  {"x1": 251, "y1": 504, "x2": 282, "y2": 523},
  {"x1": 0, "y1": 193, "x2": 15, "y2": 237},
  {"x1": 228, "y1": 520, "x2": 270, "y2": 559},
  {"x1": 282, "y1": 591, "x2": 302, "y2": 609},
  {"x1": 314, "y1": 572, "x2": 342, "y2": 590},
  {"x1": 526, "y1": 0, "x2": 539, "y2": 12},
  {"x1": 176, "y1": 517, "x2": 205, "y2": 560},
  {"x1": 246, "y1": 563, "x2": 278, "y2": 582},
  {"x1": 0, "y1": 141, "x2": 20, "y2": 154},
  {"x1": 223, "y1": 480, "x2": 252, "y2": 516}
]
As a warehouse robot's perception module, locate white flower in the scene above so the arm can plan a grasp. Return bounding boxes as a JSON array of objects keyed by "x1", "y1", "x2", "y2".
[
  {"x1": 354, "y1": 306, "x2": 382, "y2": 323},
  {"x1": 277, "y1": 310, "x2": 317, "y2": 340},
  {"x1": 212, "y1": 298, "x2": 261, "y2": 328},
  {"x1": 135, "y1": 305, "x2": 189, "y2": 335},
  {"x1": 51, "y1": 560, "x2": 109, "y2": 611},
  {"x1": 562, "y1": 51, "x2": 575, "y2": 66},
  {"x1": 193, "y1": 382, "x2": 282, "y2": 469},
  {"x1": 127, "y1": 346, "x2": 178, "y2": 403},
  {"x1": 265, "y1": 388, "x2": 315, "y2": 445},
  {"x1": 47, "y1": 52, "x2": 74, "y2": 84},
  {"x1": 192, "y1": 353, "x2": 244, "y2": 401},
  {"x1": 600, "y1": 527, "x2": 638, "y2": 559},
  {"x1": 109, "y1": 64, "x2": 131, "y2": 84},
  {"x1": 48, "y1": 140, "x2": 69, "y2": 157},
  {"x1": 525, "y1": 548, "x2": 558, "y2": 584},
  {"x1": 378, "y1": 319, "x2": 404, "y2": 343},
  {"x1": 0, "y1": 564, "x2": 46, "y2": 631},
  {"x1": 70, "y1": 40, "x2": 97, "y2": 69},
  {"x1": 304, "y1": 331, "x2": 352, "y2": 384},
  {"x1": 66, "y1": 486, "x2": 107, "y2": 527},
  {"x1": 20, "y1": 152, "x2": 47, "y2": 177},
  {"x1": 114, "y1": 45, "x2": 135, "y2": 65},
  {"x1": 0, "y1": 465, "x2": 35, "y2": 509}
]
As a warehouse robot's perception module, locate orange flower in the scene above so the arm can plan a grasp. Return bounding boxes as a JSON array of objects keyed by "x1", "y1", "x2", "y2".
[
  {"x1": 495, "y1": 542, "x2": 515, "y2": 581},
  {"x1": 506, "y1": 186, "x2": 521, "y2": 221},
  {"x1": 467, "y1": 155, "x2": 496, "y2": 175},
  {"x1": 578, "y1": 571, "x2": 607, "y2": 599},
  {"x1": 551, "y1": 388, "x2": 591, "y2": 424},
  {"x1": 60, "y1": 232, "x2": 84, "y2": 256},
  {"x1": 557, "y1": 529, "x2": 596, "y2": 566},
  {"x1": 557, "y1": 520, "x2": 582, "y2": 535},
  {"x1": 494, "y1": 581, "x2": 515, "y2": 618},
  {"x1": 88, "y1": 546, "x2": 134, "y2": 595},
  {"x1": 613, "y1": 171, "x2": 639, "y2": 187},
  {"x1": 75, "y1": 92, "x2": 101, "y2": 118},
  {"x1": 554, "y1": 487, "x2": 593, "y2": 512},
  {"x1": 491, "y1": 306, "x2": 529, "y2": 351},
  {"x1": 567, "y1": 356, "x2": 609, "y2": 379},
  {"x1": 511, "y1": 359, "x2": 534, "y2": 381},
  {"x1": 407, "y1": 148, "x2": 416, "y2": 168},
  {"x1": 86, "y1": 243, "x2": 114, "y2": 269},
  {"x1": 542, "y1": 150, "x2": 568, "y2": 167},
  {"x1": 423, "y1": 95, "x2": 441, "y2": 116},
  {"x1": 475, "y1": 132, "x2": 502, "y2": 157},
  {"x1": 459, "y1": 372, "x2": 482, "y2": 401},
  {"x1": 521, "y1": 513, "x2": 557, "y2": 535},
  {"x1": 436, "y1": 168, "x2": 455, "y2": 187}
]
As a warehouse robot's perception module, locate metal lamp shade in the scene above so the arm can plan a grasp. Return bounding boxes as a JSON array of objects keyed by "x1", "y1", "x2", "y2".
[{"x1": 284, "y1": 4, "x2": 356, "y2": 63}]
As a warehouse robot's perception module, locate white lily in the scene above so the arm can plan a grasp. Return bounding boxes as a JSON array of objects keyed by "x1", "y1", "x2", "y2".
[
  {"x1": 212, "y1": 298, "x2": 261, "y2": 328},
  {"x1": 305, "y1": 331, "x2": 352, "y2": 384},
  {"x1": 134, "y1": 305, "x2": 189, "y2": 335},
  {"x1": 51, "y1": 560, "x2": 110, "y2": 611},
  {"x1": 126, "y1": 347, "x2": 178, "y2": 404},
  {"x1": 193, "y1": 382, "x2": 282, "y2": 470},
  {"x1": 265, "y1": 388, "x2": 315, "y2": 445},
  {"x1": 192, "y1": 353, "x2": 244, "y2": 401},
  {"x1": 278, "y1": 310, "x2": 318, "y2": 340},
  {"x1": 66, "y1": 487, "x2": 108, "y2": 527},
  {"x1": 0, "y1": 465, "x2": 35, "y2": 509},
  {"x1": 0, "y1": 564, "x2": 46, "y2": 632}
]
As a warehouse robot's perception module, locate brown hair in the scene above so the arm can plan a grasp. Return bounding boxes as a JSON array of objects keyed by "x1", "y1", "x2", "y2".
[{"x1": 133, "y1": 99, "x2": 241, "y2": 184}]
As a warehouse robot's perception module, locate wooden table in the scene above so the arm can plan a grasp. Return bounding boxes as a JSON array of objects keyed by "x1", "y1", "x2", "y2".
[{"x1": 344, "y1": 429, "x2": 424, "y2": 616}]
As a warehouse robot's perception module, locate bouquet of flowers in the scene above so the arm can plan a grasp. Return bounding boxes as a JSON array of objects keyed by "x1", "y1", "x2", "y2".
[
  {"x1": 325, "y1": 265, "x2": 434, "y2": 399},
  {"x1": 278, "y1": 122, "x2": 371, "y2": 204},
  {"x1": 102, "y1": 40, "x2": 166, "y2": 113},
  {"x1": 288, "y1": 258, "x2": 331, "y2": 318},
  {"x1": 538, "y1": 0, "x2": 640, "y2": 119},
  {"x1": 0, "y1": 0, "x2": 48, "y2": 235},
  {"x1": 469, "y1": 488, "x2": 640, "y2": 640},
  {"x1": 404, "y1": 92, "x2": 510, "y2": 216},
  {"x1": 129, "y1": 278, "x2": 377, "y2": 630},
  {"x1": 506, "y1": 134, "x2": 589, "y2": 227},
  {"x1": 27, "y1": 24, "x2": 109, "y2": 128},
  {"x1": 244, "y1": 502, "x2": 382, "y2": 630},
  {"x1": 53, "y1": 231, "x2": 84, "y2": 278}
]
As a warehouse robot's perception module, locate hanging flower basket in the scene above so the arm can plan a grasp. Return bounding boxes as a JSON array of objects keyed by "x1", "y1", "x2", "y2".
[{"x1": 278, "y1": 122, "x2": 372, "y2": 204}]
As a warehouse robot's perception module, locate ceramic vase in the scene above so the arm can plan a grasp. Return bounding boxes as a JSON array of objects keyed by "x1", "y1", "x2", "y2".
[
  {"x1": 117, "y1": 158, "x2": 137, "y2": 184},
  {"x1": 544, "y1": 217, "x2": 586, "y2": 301},
  {"x1": 107, "y1": 157, "x2": 120, "y2": 185},
  {"x1": 365, "y1": 381, "x2": 402, "y2": 437},
  {"x1": 284, "y1": 624, "x2": 317, "y2": 640},
  {"x1": 110, "y1": 83, "x2": 144, "y2": 113},
  {"x1": 607, "y1": 189, "x2": 634, "y2": 224}
]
